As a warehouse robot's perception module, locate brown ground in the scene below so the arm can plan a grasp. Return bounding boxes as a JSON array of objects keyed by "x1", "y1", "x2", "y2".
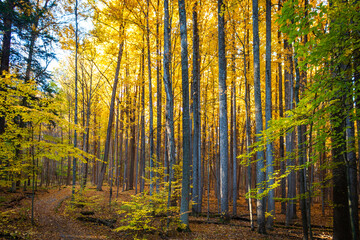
[{"x1": 0, "y1": 185, "x2": 333, "y2": 240}]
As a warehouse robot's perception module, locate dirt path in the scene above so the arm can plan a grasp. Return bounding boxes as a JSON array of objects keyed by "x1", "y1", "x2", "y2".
[{"x1": 34, "y1": 188, "x2": 107, "y2": 240}]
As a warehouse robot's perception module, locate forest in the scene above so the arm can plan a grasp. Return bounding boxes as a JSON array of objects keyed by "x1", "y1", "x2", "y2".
[{"x1": 0, "y1": 0, "x2": 359, "y2": 239}]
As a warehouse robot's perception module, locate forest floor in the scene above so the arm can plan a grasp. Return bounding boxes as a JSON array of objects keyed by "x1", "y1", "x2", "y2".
[{"x1": 0, "y1": 185, "x2": 333, "y2": 239}]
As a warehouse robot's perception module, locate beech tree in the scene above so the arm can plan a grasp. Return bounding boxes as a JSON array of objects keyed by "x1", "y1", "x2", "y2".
[
  {"x1": 178, "y1": 0, "x2": 191, "y2": 228},
  {"x1": 218, "y1": 0, "x2": 229, "y2": 220}
]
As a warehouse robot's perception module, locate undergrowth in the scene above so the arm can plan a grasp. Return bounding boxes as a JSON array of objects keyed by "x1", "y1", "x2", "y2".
[{"x1": 115, "y1": 161, "x2": 185, "y2": 238}]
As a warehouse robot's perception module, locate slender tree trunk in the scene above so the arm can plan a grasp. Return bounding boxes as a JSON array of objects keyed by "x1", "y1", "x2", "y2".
[
  {"x1": 128, "y1": 95, "x2": 136, "y2": 190},
  {"x1": 156, "y1": 0, "x2": 162, "y2": 193},
  {"x1": 252, "y1": 0, "x2": 266, "y2": 233},
  {"x1": 295, "y1": 53, "x2": 309, "y2": 239},
  {"x1": 164, "y1": 0, "x2": 176, "y2": 225},
  {"x1": 346, "y1": 115, "x2": 359, "y2": 240},
  {"x1": 192, "y1": 0, "x2": 201, "y2": 215},
  {"x1": 146, "y1": 0, "x2": 155, "y2": 195},
  {"x1": 116, "y1": 106, "x2": 123, "y2": 197},
  {"x1": 285, "y1": 38, "x2": 295, "y2": 226},
  {"x1": 140, "y1": 43, "x2": 145, "y2": 193},
  {"x1": 278, "y1": 28, "x2": 286, "y2": 215},
  {"x1": 97, "y1": 41, "x2": 124, "y2": 191},
  {"x1": 72, "y1": 0, "x2": 79, "y2": 198},
  {"x1": 244, "y1": 27, "x2": 254, "y2": 231},
  {"x1": 115, "y1": 102, "x2": 121, "y2": 195},
  {"x1": 218, "y1": 0, "x2": 229, "y2": 221},
  {"x1": 230, "y1": 17, "x2": 237, "y2": 217},
  {"x1": 135, "y1": 101, "x2": 140, "y2": 194},
  {"x1": 82, "y1": 81, "x2": 92, "y2": 189},
  {"x1": 265, "y1": 0, "x2": 274, "y2": 229},
  {"x1": 67, "y1": 97, "x2": 72, "y2": 186},
  {"x1": 178, "y1": 0, "x2": 191, "y2": 228},
  {"x1": 123, "y1": 122, "x2": 128, "y2": 191},
  {"x1": 110, "y1": 100, "x2": 120, "y2": 205}
]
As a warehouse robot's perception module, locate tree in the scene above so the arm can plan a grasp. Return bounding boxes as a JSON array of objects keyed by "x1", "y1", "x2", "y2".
[
  {"x1": 146, "y1": 0, "x2": 155, "y2": 195},
  {"x1": 252, "y1": 0, "x2": 266, "y2": 233},
  {"x1": 218, "y1": 0, "x2": 229, "y2": 220},
  {"x1": 0, "y1": 0, "x2": 15, "y2": 134},
  {"x1": 178, "y1": 0, "x2": 191, "y2": 228},
  {"x1": 265, "y1": 0, "x2": 274, "y2": 229},
  {"x1": 97, "y1": 41, "x2": 124, "y2": 191},
  {"x1": 191, "y1": 0, "x2": 201, "y2": 215},
  {"x1": 163, "y1": 0, "x2": 176, "y2": 221},
  {"x1": 72, "y1": 0, "x2": 79, "y2": 198}
]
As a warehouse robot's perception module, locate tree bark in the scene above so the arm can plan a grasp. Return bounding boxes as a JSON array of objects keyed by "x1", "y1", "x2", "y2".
[
  {"x1": 146, "y1": 0, "x2": 155, "y2": 195},
  {"x1": 284, "y1": 38, "x2": 295, "y2": 226},
  {"x1": 332, "y1": 100, "x2": 351, "y2": 240},
  {"x1": 192, "y1": 0, "x2": 201, "y2": 215},
  {"x1": 164, "y1": 0, "x2": 175, "y2": 213},
  {"x1": 218, "y1": 0, "x2": 229, "y2": 221},
  {"x1": 252, "y1": 0, "x2": 266, "y2": 233},
  {"x1": 178, "y1": 0, "x2": 191, "y2": 229},
  {"x1": 72, "y1": 0, "x2": 79, "y2": 198},
  {"x1": 265, "y1": 0, "x2": 274, "y2": 229},
  {"x1": 277, "y1": 0, "x2": 286, "y2": 214},
  {"x1": 156, "y1": 0, "x2": 162, "y2": 193}
]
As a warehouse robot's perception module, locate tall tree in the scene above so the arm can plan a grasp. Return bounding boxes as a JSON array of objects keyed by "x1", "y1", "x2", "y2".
[
  {"x1": 146, "y1": 0, "x2": 155, "y2": 195},
  {"x1": 265, "y1": 0, "x2": 274, "y2": 229},
  {"x1": 252, "y1": 0, "x2": 266, "y2": 233},
  {"x1": 140, "y1": 42, "x2": 146, "y2": 193},
  {"x1": 0, "y1": 0, "x2": 15, "y2": 135},
  {"x1": 277, "y1": 0, "x2": 286, "y2": 214},
  {"x1": 97, "y1": 41, "x2": 124, "y2": 191},
  {"x1": 178, "y1": 0, "x2": 191, "y2": 228},
  {"x1": 218, "y1": 0, "x2": 229, "y2": 220},
  {"x1": 163, "y1": 0, "x2": 175, "y2": 220},
  {"x1": 72, "y1": 0, "x2": 79, "y2": 198},
  {"x1": 284, "y1": 37, "x2": 295, "y2": 226},
  {"x1": 192, "y1": 0, "x2": 201, "y2": 215},
  {"x1": 155, "y1": 0, "x2": 161, "y2": 193}
]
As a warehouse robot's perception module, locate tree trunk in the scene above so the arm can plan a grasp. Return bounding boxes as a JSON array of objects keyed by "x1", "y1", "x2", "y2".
[
  {"x1": 178, "y1": 0, "x2": 191, "y2": 228},
  {"x1": 244, "y1": 26, "x2": 254, "y2": 231},
  {"x1": 140, "y1": 44, "x2": 146, "y2": 193},
  {"x1": 346, "y1": 115, "x2": 359, "y2": 240},
  {"x1": 164, "y1": 0, "x2": 176, "y2": 222},
  {"x1": 277, "y1": 0, "x2": 286, "y2": 213},
  {"x1": 284, "y1": 38, "x2": 295, "y2": 226},
  {"x1": 146, "y1": 0, "x2": 155, "y2": 195},
  {"x1": 295, "y1": 52, "x2": 309, "y2": 239},
  {"x1": 156, "y1": 0, "x2": 162, "y2": 193},
  {"x1": 67, "y1": 97, "x2": 72, "y2": 186},
  {"x1": 230, "y1": 16, "x2": 237, "y2": 217},
  {"x1": 218, "y1": 0, "x2": 229, "y2": 221},
  {"x1": 192, "y1": 0, "x2": 201, "y2": 215},
  {"x1": 265, "y1": 0, "x2": 274, "y2": 229},
  {"x1": 72, "y1": 0, "x2": 79, "y2": 198},
  {"x1": 128, "y1": 95, "x2": 136, "y2": 190},
  {"x1": 252, "y1": 0, "x2": 266, "y2": 233},
  {"x1": 97, "y1": 41, "x2": 124, "y2": 191},
  {"x1": 332, "y1": 99, "x2": 351, "y2": 240}
]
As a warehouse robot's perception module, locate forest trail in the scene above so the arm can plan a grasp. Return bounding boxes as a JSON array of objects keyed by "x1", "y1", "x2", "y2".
[{"x1": 34, "y1": 188, "x2": 106, "y2": 240}]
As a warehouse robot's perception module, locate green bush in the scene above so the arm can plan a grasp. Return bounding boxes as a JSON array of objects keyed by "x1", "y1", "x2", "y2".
[{"x1": 115, "y1": 161, "x2": 185, "y2": 237}]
